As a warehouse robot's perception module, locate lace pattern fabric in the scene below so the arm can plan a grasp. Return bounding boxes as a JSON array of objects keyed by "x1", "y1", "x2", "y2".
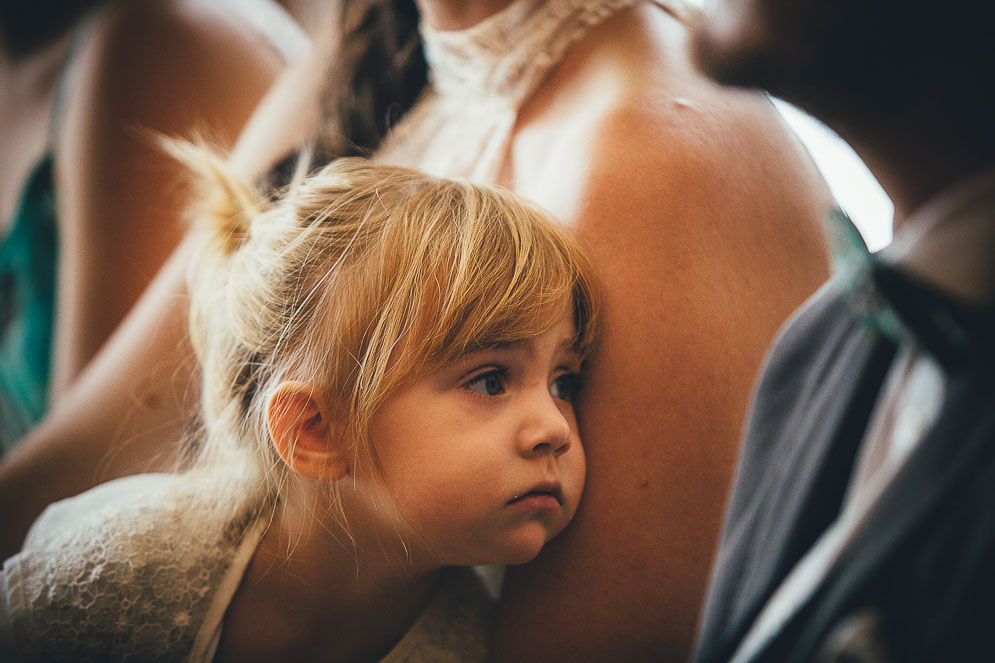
[
  {"x1": 381, "y1": 566, "x2": 495, "y2": 663},
  {"x1": 423, "y1": 0, "x2": 634, "y2": 106},
  {"x1": 376, "y1": 0, "x2": 641, "y2": 182},
  {"x1": 1, "y1": 473, "x2": 495, "y2": 662},
  {"x1": 2, "y1": 474, "x2": 269, "y2": 662}
]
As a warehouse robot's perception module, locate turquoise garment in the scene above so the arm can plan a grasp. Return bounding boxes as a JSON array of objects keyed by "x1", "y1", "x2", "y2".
[
  {"x1": 0, "y1": 156, "x2": 58, "y2": 452},
  {"x1": 823, "y1": 206, "x2": 902, "y2": 340}
]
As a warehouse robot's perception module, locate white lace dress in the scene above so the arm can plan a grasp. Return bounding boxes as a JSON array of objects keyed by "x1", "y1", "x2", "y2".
[
  {"x1": 377, "y1": 0, "x2": 644, "y2": 181},
  {"x1": 1, "y1": 0, "x2": 694, "y2": 659},
  {"x1": 1, "y1": 474, "x2": 270, "y2": 662},
  {"x1": 0, "y1": 474, "x2": 495, "y2": 662}
]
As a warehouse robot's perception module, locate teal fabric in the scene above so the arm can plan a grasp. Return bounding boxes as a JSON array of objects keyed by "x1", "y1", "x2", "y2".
[
  {"x1": 823, "y1": 206, "x2": 903, "y2": 340},
  {"x1": 0, "y1": 155, "x2": 58, "y2": 452}
]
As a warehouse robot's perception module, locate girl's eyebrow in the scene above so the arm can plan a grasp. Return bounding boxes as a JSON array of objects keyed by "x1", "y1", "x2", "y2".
[
  {"x1": 461, "y1": 341, "x2": 524, "y2": 357},
  {"x1": 499, "y1": 336, "x2": 581, "y2": 360},
  {"x1": 457, "y1": 331, "x2": 580, "y2": 361}
]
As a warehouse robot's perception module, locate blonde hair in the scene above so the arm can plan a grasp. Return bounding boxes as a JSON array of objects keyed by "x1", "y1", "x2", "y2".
[{"x1": 167, "y1": 142, "x2": 600, "y2": 515}]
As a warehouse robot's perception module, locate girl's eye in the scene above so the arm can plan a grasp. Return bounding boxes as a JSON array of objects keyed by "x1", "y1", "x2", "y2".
[
  {"x1": 550, "y1": 373, "x2": 579, "y2": 401},
  {"x1": 465, "y1": 370, "x2": 506, "y2": 397}
]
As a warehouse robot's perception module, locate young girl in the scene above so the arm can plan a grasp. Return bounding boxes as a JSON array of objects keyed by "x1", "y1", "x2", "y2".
[{"x1": 0, "y1": 148, "x2": 599, "y2": 662}]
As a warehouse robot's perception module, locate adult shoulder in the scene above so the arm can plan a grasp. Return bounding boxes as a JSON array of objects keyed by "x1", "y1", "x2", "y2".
[
  {"x1": 50, "y1": 0, "x2": 302, "y2": 393},
  {"x1": 494, "y1": 5, "x2": 833, "y2": 660},
  {"x1": 514, "y1": 0, "x2": 832, "y2": 368},
  {"x1": 67, "y1": 0, "x2": 294, "y2": 149}
]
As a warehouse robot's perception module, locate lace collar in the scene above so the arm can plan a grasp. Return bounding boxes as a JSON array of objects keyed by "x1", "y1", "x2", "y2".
[{"x1": 420, "y1": 0, "x2": 640, "y2": 107}]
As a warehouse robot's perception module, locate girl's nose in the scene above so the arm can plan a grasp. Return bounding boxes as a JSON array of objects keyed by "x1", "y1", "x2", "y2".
[{"x1": 518, "y1": 394, "x2": 572, "y2": 458}]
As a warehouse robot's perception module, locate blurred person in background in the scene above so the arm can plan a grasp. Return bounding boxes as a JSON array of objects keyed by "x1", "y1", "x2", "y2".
[
  {"x1": 691, "y1": 1, "x2": 995, "y2": 661},
  {"x1": 0, "y1": 0, "x2": 305, "y2": 449}
]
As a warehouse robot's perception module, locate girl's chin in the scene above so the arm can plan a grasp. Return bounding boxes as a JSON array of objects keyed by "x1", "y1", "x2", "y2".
[{"x1": 493, "y1": 524, "x2": 561, "y2": 566}]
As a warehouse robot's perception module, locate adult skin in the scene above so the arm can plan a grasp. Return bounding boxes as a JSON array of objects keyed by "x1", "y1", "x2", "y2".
[
  {"x1": 491, "y1": 4, "x2": 831, "y2": 659},
  {"x1": 0, "y1": 1, "x2": 832, "y2": 659},
  {"x1": 47, "y1": 0, "x2": 289, "y2": 397},
  {"x1": 1, "y1": 0, "x2": 289, "y2": 403}
]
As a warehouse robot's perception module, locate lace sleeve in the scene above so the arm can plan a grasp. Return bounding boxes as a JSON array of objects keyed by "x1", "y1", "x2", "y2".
[{"x1": 4, "y1": 474, "x2": 264, "y2": 662}]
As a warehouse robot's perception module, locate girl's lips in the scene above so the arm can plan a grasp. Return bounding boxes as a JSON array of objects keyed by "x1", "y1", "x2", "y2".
[
  {"x1": 508, "y1": 492, "x2": 561, "y2": 511},
  {"x1": 508, "y1": 482, "x2": 563, "y2": 509}
]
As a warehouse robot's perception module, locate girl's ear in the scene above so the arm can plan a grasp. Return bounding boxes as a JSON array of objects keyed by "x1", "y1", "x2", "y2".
[{"x1": 266, "y1": 381, "x2": 349, "y2": 481}]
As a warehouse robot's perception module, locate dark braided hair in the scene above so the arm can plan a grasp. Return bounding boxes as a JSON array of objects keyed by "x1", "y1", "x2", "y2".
[{"x1": 262, "y1": 0, "x2": 428, "y2": 190}]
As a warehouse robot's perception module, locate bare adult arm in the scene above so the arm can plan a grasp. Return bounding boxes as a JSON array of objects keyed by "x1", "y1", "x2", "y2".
[
  {"x1": 491, "y1": 7, "x2": 833, "y2": 661},
  {"x1": 49, "y1": 0, "x2": 289, "y2": 398},
  {"x1": 0, "y1": 13, "x2": 327, "y2": 559}
]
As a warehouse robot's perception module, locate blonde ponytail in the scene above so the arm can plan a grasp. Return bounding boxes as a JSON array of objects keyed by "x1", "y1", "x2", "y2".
[
  {"x1": 158, "y1": 136, "x2": 263, "y2": 255},
  {"x1": 161, "y1": 138, "x2": 284, "y2": 510}
]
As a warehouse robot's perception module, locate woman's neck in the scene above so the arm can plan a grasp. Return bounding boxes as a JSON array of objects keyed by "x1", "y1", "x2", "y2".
[
  {"x1": 416, "y1": 0, "x2": 516, "y2": 30},
  {"x1": 219, "y1": 488, "x2": 441, "y2": 661}
]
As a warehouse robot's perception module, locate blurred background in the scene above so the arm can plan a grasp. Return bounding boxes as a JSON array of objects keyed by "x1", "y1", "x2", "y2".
[
  {"x1": 773, "y1": 98, "x2": 893, "y2": 252},
  {"x1": 687, "y1": 0, "x2": 894, "y2": 251}
]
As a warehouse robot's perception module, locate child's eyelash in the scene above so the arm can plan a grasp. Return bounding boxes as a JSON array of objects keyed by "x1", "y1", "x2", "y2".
[
  {"x1": 460, "y1": 363, "x2": 505, "y2": 381},
  {"x1": 551, "y1": 372, "x2": 581, "y2": 400},
  {"x1": 463, "y1": 367, "x2": 508, "y2": 396}
]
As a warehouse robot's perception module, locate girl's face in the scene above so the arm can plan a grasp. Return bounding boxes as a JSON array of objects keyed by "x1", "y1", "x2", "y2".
[{"x1": 366, "y1": 315, "x2": 586, "y2": 567}]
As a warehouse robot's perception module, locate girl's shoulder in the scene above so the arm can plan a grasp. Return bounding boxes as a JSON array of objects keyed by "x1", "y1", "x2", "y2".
[{"x1": 4, "y1": 473, "x2": 266, "y2": 661}]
